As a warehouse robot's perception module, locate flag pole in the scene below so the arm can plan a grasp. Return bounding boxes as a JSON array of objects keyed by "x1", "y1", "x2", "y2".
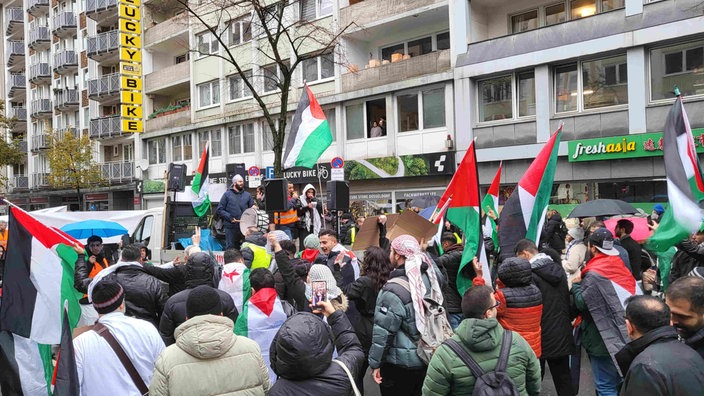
[{"x1": 317, "y1": 163, "x2": 326, "y2": 229}]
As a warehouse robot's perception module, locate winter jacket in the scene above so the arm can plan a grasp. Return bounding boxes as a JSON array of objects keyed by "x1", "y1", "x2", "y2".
[
  {"x1": 143, "y1": 264, "x2": 187, "y2": 297},
  {"x1": 368, "y1": 263, "x2": 434, "y2": 369},
  {"x1": 669, "y1": 239, "x2": 704, "y2": 283},
  {"x1": 433, "y1": 244, "x2": 464, "y2": 314},
  {"x1": 217, "y1": 188, "x2": 254, "y2": 228},
  {"x1": 335, "y1": 274, "x2": 377, "y2": 354},
  {"x1": 422, "y1": 318, "x2": 542, "y2": 396},
  {"x1": 273, "y1": 250, "x2": 308, "y2": 311},
  {"x1": 269, "y1": 311, "x2": 365, "y2": 396},
  {"x1": 75, "y1": 261, "x2": 167, "y2": 328},
  {"x1": 685, "y1": 327, "x2": 704, "y2": 360},
  {"x1": 159, "y1": 287, "x2": 239, "y2": 346},
  {"x1": 530, "y1": 254, "x2": 575, "y2": 359},
  {"x1": 150, "y1": 315, "x2": 270, "y2": 396},
  {"x1": 616, "y1": 326, "x2": 704, "y2": 396},
  {"x1": 241, "y1": 232, "x2": 271, "y2": 269},
  {"x1": 619, "y1": 234, "x2": 644, "y2": 281},
  {"x1": 274, "y1": 256, "x2": 311, "y2": 308},
  {"x1": 562, "y1": 240, "x2": 586, "y2": 280},
  {"x1": 541, "y1": 213, "x2": 566, "y2": 252}
]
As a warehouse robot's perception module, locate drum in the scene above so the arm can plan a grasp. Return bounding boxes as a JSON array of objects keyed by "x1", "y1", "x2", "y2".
[{"x1": 240, "y1": 208, "x2": 270, "y2": 234}]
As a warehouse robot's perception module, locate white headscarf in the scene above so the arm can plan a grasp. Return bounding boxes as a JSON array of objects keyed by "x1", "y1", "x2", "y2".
[{"x1": 300, "y1": 183, "x2": 322, "y2": 235}]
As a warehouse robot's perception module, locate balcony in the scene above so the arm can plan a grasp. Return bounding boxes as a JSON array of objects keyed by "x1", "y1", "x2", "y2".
[
  {"x1": 32, "y1": 172, "x2": 50, "y2": 189},
  {"x1": 145, "y1": 62, "x2": 190, "y2": 94},
  {"x1": 88, "y1": 73, "x2": 120, "y2": 99},
  {"x1": 27, "y1": 0, "x2": 50, "y2": 17},
  {"x1": 144, "y1": 12, "x2": 189, "y2": 48},
  {"x1": 31, "y1": 133, "x2": 50, "y2": 152},
  {"x1": 101, "y1": 161, "x2": 134, "y2": 182},
  {"x1": 5, "y1": 8, "x2": 23, "y2": 37},
  {"x1": 340, "y1": 0, "x2": 446, "y2": 32},
  {"x1": 7, "y1": 74, "x2": 26, "y2": 98},
  {"x1": 30, "y1": 99, "x2": 52, "y2": 118},
  {"x1": 19, "y1": 139, "x2": 28, "y2": 152},
  {"x1": 56, "y1": 127, "x2": 79, "y2": 140},
  {"x1": 52, "y1": 12, "x2": 77, "y2": 37},
  {"x1": 29, "y1": 63, "x2": 51, "y2": 85},
  {"x1": 342, "y1": 49, "x2": 451, "y2": 92},
  {"x1": 11, "y1": 175, "x2": 29, "y2": 192},
  {"x1": 145, "y1": 105, "x2": 191, "y2": 131},
  {"x1": 53, "y1": 50, "x2": 78, "y2": 74},
  {"x1": 55, "y1": 89, "x2": 80, "y2": 111},
  {"x1": 28, "y1": 26, "x2": 50, "y2": 50},
  {"x1": 89, "y1": 115, "x2": 123, "y2": 139},
  {"x1": 86, "y1": 30, "x2": 119, "y2": 60},
  {"x1": 8, "y1": 107, "x2": 27, "y2": 123},
  {"x1": 7, "y1": 41, "x2": 25, "y2": 69},
  {"x1": 85, "y1": 0, "x2": 118, "y2": 21}
]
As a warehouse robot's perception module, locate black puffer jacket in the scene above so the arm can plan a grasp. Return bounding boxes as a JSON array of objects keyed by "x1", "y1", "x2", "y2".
[
  {"x1": 269, "y1": 311, "x2": 364, "y2": 396},
  {"x1": 274, "y1": 257, "x2": 311, "y2": 308},
  {"x1": 530, "y1": 254, "x2": 575, "y2": 359},
  {"x1": 143, "y1": 264, "x2": 187, "y2": 296},
  {"x1": 540, "y1": 212, "x2": 566, "y2": 252},
  {"x1": 274, "y1": 251, "x2": 308, "y2": 311},
  {"x1": 334, "y1": 274, "x2": 377, "y2": 353},
  {"x1": 433, "y1": 244, "x2": 464, "y2": 313}
]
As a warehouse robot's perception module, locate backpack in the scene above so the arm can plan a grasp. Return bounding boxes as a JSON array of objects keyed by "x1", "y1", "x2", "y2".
[
  {"x1": 444, "y1": 331, "x2": 520, "y2": 396},
  {"x1": 387, "y1": 277, "x2": 454, "y2": 364}
]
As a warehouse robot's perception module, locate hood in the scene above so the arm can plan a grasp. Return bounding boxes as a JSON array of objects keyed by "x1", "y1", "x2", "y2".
[
  {"x1": 497, "y1": 257, "x2": 533, "y2": 287},
  {"x1": 244, "y1": 232, "x2": 266, "y2": 246},
  {"x1": 531, "y1": 254, "x2": 565, "y2": 286},
  {"x1": 301, "y1": 184, "x2": 317, "y2": 205},
  {"x1": 270, "y1": 312, "x2": 334, "y2": 380},
  {"x1": 454, "y1": 318, "x2": 503, "y2": 352},
  {"x1": 175, "y1": 315, "x2": 236, "y2": 359},
  {"x1": 550, "y1": 212, "x2": 563, "y2": 222},
  {"x1": 444, "y1": 243, "x2": 463, "y2": 253},
  {"x1": 185, "y1": 252, "x2": 217, "y2": 288}
]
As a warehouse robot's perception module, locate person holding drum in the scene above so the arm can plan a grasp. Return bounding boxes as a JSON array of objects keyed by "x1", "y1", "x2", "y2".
[{"x1": 217, "y1": 174, "x2": 256, "y2": 250}]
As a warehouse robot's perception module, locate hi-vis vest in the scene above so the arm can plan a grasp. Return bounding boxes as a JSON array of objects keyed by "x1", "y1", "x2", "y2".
[
  {"x1": 84, "y1": 257, "x2": 109, "y2": 298},
  {"x1": 273, "y1": 208, "x2": 298, "y2": 225},
  {"x1": 242, "y1": 242, "x2": 273, "y2": 270},
  {"x1": 350, "y1": 227, "x2": 357, "y2": 243}
]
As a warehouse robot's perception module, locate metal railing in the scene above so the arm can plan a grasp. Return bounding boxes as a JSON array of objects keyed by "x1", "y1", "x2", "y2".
[
  {"x1": 28, "y1": 26, "x2": 50, "y2": 48},
  {"x1": 56, "y1": 127, "x2": 78, "y2": 139},
  {"x1": 53, "y1": 50, "x2": 78, "y2": 71},
  {"x1": 7, "y1": 74, "x2": 26, "y2": 97},
  {"x1": 30, "y1": 99, "x2": 52, "y2": 117},
  {"x1": 55, "y1": 89, "x2": 80, "y2": 109},
  {"x1": 86, "y1": 30, "x2": 119, "y2": 56},
  {"x1": 9, "y1": 107, "x2": 27, "y2": 121},
  {"x1": 86, "y1": 0, "x2": 118, "y2": 15},
  {"x1": 88, "y1": 73, "x2": 120, "y2": 97},
  {"x1": 101, "y1": 161, "x2": 134, "y2": 182},
  {"x1": 31, "y1": 172, "x2": 50, "y2": 188},
  {"x1": 52, "y1": 12, "x2": 77, "y2": 34},
  {"x1": 27, "y1": 0, "x2": 50, "y2": 15},
  {"x1": 5, "y1": 8, "x2": 23, "y2": 36},
  {"x1": 29, "y1": 62, "x2": 51, "y2": 83},
  {"x1": 6, "y1": 41, "x2": 25, "y2": 66},
  {"x1": 31, "y1": 133, "x2": 50, "y2": 151},
  {"x1": 18, "y1": 140, "x2": 28, "y2": 152},
  {"x1": 12, "y1": 175, "x2": 29, "y2": 191},
  {"x1": 89, "y1": 115, "x2": 122, "y2": 138}
]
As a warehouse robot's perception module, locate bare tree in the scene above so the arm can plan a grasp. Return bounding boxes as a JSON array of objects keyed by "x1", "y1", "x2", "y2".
[{"x1": 153, "y1": 0, "x2": 352, "y2": 175}]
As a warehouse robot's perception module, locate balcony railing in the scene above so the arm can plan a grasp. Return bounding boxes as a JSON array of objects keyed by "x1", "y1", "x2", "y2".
[
  {"x1": 32, "y1": 172, "x2": 50, "y2": 189},
  {"x1": 5, "y1": 8, "x2": 23, "y2": 36},
  {"x1": 30, "y1": 99, "x2": 52, "y2": 118},
  {"x1": 89, "y1": 115, "x2": 122, "y2": 139},
  {"x1": 340, "y1": 0, "x2": 446, "y2": 32},
  {"x1": 55, "y1": 89, "x2": 80, "y2": 110},
  {"x1": 11, "y1": 175, "x2": 29, "y2": 192},
  {"x1": 31, "y1": 133, "x2": 50, "y2": 152},
  {"x1": 9, "y1": 107, "x2": 27, "y2": 122},
  {"x1": 145, "y1": 105, "x2": 191, "y2": 131},
  {"x1": 28, "y1": 26, "x2": 50, "y2": 49},
  {"x1": 86, "y1": 30, "x2": 119, "y2": 57},
  {"x1": 101, "y1": 161, "x2": 134, "y2": 182},
  {"x1": 88, "y1": 73, "x2": 120, "y2": 98},
  {"x1": 53, "y1": 50, "x2": 78, "y2": 73},
  {"x1": 27, "y1": 0, "x2": 50, "y2": 16},
  {"x1": 145, "y1": 12, "x2": 189, "y2": 46},
  {"x1": 85, "y1": 0, "x2": 118, "y2": 20},
  {"x1": 7, "y1": 74, "x2": 26, "y2": 98},
  {"x1": 29, "y1": 62, "x2": 51, "y2": 84},
  {"x1": 18, "y1": 139, "x2": 28, "y2": 152},
  {"x1": 6, "y1": 41, "x2": 25, "y2": 67},
  {"x1": 52, "y1": 12, "x2": 77, "y2": 36},
  {"x1": 56, "y1": 127, "x2": 78, "y2": 140}
]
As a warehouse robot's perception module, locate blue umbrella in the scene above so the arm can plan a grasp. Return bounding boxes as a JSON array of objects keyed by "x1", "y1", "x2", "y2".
[
  {"x1": 61, "y1": 219, "x2": 128, "y2": 239},
  {"x1": 419, "y1": 206, "x2": 437, "y2": 220}
]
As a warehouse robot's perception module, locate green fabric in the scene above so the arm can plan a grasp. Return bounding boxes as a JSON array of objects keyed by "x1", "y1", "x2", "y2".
[
  {"x1": 656, "y1": 247, "x2": 676, "y2": 292},
  {"x1": 571, "y1": 283, "x2": 610, "y2": 357},
  {"x1": 422, "y1": 318, "x2": 541, "y2": 396}
]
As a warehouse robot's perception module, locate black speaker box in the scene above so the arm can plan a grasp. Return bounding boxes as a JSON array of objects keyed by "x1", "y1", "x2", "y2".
[
  {"x1": 327, "y1": 181, "x2": 349, "y2": 210},
  {"x1": 167, "y1": 163, "x2": 187, "y2": 192},
  {"x1": 226, "y1": 163, "x2": 246, "y2": 188},
  {"x1": 265, "y1": 178, "x2": 289, "y2": 212}
]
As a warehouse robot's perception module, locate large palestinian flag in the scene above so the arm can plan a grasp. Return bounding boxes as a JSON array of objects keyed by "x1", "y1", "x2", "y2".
[
  {"x1": 498, "y1": 125, "x2": 563, "y2": 259},
  {"x1": 234, "y1": 288, "x2": 287, "y2": 384},
  {"x1": 191, "y1": 141, "x2": 210, "y2": 217},
  {"x1": 647, "y1": 96, "x2": 704, "y2": 252},
  {"x1": 437, "y1": 141, "x2": 491, "y2": 295},
  {"x1": 481, "y1": 162, "x2": 502, "y2": 252},
  {"x1": 283, "y1": 84, "x2": 333, "y2": 169},
  {"x1": 218, "y1": 262, "x2": 251, "y2": 313}
]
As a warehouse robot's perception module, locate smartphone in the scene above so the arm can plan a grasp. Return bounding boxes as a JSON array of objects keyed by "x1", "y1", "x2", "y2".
[{"x1": 311, "y1": 280, "x2": 328, "y2": 307}]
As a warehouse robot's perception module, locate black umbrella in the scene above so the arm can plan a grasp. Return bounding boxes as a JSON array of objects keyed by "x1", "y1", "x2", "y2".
[{"x1": 567, "y1": 199, "x2": 638, "y2": 218}]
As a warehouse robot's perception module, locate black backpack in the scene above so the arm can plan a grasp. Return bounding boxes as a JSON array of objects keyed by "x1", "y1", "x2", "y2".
[{"x1": 443, "y1": 331, "x2": 520, "y2": 396}]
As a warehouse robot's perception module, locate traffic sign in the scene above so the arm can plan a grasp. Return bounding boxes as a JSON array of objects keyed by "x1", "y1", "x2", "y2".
[
  {"x1": 331, "y1": 157, "x2": 344, "y2": 169},
  {"x1": 266, "y1": 166, "x2": 275, "y2": 179},
  {"x1": 248, "y1": 166, "x2": 260, "y2": 176}
]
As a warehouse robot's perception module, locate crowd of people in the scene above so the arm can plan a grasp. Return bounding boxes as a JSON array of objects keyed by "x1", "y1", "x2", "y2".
[{"x1": 25, "y1": 189, "x2": 704, "y2": 396}]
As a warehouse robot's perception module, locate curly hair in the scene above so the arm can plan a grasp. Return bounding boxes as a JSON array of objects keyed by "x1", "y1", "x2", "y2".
[{"x1": 362, "y1": 246, "x2": 392, "y2": 292}]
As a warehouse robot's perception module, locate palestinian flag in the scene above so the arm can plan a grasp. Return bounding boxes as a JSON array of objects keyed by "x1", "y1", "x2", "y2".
[
  {"x1": 283, "y1": 84, "x2": 333, "y2": 169},
  {"x1": 482, "y1": 162, "x2": 502, "y2": 252},
  {"x1": 0, "y1": 331, "x2": 53, "y2": 395},
  {"x1": 52, "y1": 306, "x2": 79, "y2": 396},
  {"x1": 218, "y1": 262, "x2": 251, "y2": 313},
  {"x1": 437, "y1": 141, "x2": 491, "y2": 295},
  {"x1": 498, "y1": 125, "x2": 563, "y2": 259},
  {"x1": 191, "y1": 141, "x2": 210, "y2": 217},
  {"x1": 234, "y1": 288, "x2": 287, "y2": 384},
  {"x1": 647, "y1": 96, "x2": 704, "y2": 252},
  {"x1": 0, "y1": 206, "x2": 83, "y2": 344}
]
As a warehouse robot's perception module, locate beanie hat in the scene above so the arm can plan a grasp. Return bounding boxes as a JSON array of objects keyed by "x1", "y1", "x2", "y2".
[
  {"x1": 567, "y1": 227, "x2": 584, "y2": 241},
  {"x1": 304, "y1": 234, "x2": 320, "y2": 249},
  {"x1": 186, "y1": 285, "x2": 223, "y2": 318},
  {"x1": 305, "y1": 264, "x2": 342, "y2": 300},
  {"x1": 91, "y1": 278, "x2": 125, "y2": 314},
  {"x1": 653, "y1": 204, "x2": 665, "y2": 215},
  {"x1": 232, "y1": 174, "x2": 244, "y2": 183}
]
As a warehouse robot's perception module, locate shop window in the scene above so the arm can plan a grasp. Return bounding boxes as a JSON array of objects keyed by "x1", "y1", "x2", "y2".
[
  {"x1": 302, "y1": 53, "x2": 334, "y2": 83},
  {"x1": 228, "y1": 13, "x2": 252, "y2": 46},
  {"x1": 228, "y1": 123, "x2": 255, "y2": 154},
  {"x1": 555, "y1": 55, "x2": 628, "y2": 112},
  {"x1": 651, "y1": 41, "x2": 704, "y2": 100},
  {"x1": 197, "y1": 80, "x2": 220, "y2": 108},
  {"x1": 196, "y1": 31, "x2": 218, "y2": 56},
  {"x1": 228, "y1": 70, "x2": 253, "y2": 101}
]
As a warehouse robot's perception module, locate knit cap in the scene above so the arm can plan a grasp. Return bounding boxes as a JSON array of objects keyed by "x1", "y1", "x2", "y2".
[
  {"x1": 304, "y1": 234, "x2": 320, "y2": 249},
  {"x1": 186, "y1": 285, "x2": 223, "y2": 318},
  {"x1": 91, "y1": 278, "x2": 125, "y2": 314}
]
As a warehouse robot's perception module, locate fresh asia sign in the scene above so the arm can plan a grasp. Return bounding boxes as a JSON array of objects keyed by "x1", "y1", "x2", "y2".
[{"x1": 567, "y1": 129, "x2": 704, "y2": 162}]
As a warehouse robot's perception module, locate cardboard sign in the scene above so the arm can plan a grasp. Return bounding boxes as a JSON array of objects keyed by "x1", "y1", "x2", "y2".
[
  {"x1": 351, "y1": 210, "x2": 437, "y2": 251},
  {"x1": 351, "y1": 214, "x2": 399, "y2": 251}
]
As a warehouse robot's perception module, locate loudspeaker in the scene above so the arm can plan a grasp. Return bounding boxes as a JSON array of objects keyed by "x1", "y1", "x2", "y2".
[
  {"x1": 225, "y1": 163, "x2": 246, "y2": 188},
  {"x1": 265, "y1": 178, "x2": 289, "y2": 212},
  {"x1": 167, "y1": 163, "x2": 187, "y2": 192},
  {"x1": 327, "y1": 181, "x2": 349, "y2": 210}
]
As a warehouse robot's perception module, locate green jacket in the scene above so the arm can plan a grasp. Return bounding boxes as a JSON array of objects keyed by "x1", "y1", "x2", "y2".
[
  {"x1": 422, "y1": 318, "x2": 541, "y2": 396},
  {"x1": 571, "y1": 282, "x2": 610, "y2": 357}
]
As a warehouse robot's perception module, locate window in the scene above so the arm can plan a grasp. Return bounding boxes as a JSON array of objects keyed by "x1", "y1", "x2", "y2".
[
  {"x1": 302, "y1": 53, "x2": 334, "y2": 83},
  {"x1": 228, "y1": 14, "x2": 252, "y2": 46},
  {"x1": 397, "y1": 88, "x2": 446, "y2": 132},
  {"x1": 478, "y1": 73, "x2": 534, "y2": 122},
  {"x1": 423, "y1": 88, "x2": 446, "y2": 128},
  {"x1": 262, "y1": 62, "x2": 289, "y2": 93},
  {"x1": 398, "y1": 94, "x2": 418, "y2": 132},
  {"x1": 380, "y1": 32, "x2": 448, "y2": 61},
  {"x1": 262, "y1": 4, "x2": 279, "y2": 36},
  {"x1": 300, "y1": 0, "x2": 333, "y2": 21},
  {"x1": 228, "y1": 123, "x2": 255, "y2": 154},
  {"x1": 545, "y1": 3, "x2": 566, "y2": 25},
  {"x1": 147, "y1": 137, "x2": 166, "y2": 165},
  {"x1": 651, "y1": 41, "x2": 704, "y2": 100},
  {"x1": 196, "y1": 31, "x2": 218, "y2": 56},
  {"x1": 512, "y1": 10, "x2": 538, "y2": 33},
  {"x1": 197, "y1": 80, "x2": 220, "y2": 108},
  {"x1": 198, "y1": 129, "x2": 222, "y2": 157},
  {"x1": 228, "y1": 70, "x2": 253, "y2": 100},
  {"x1": 407, "y1": 37, "x2": 432, "y2": 57},
  {"x1": 171, "y1": 134, "x2": 193, "y2": 161},
  {"x1": 175, "y1": 53, "x2": 189, "y2": 64},
  {"x1": 346, "y1": 103, "x2": 364, "y2": 140},
  {"x1": 555, "y1": 55, "x2": 628, "y2": 112},
  {"x1": 517, "y1": 71, "x2": 536, "y2": 117},
  {"x1": 262, "y1": 117, "x2": 291, "y2": 151},
  {"x1": 571, "y1": 0, "x2": 596, "y2": 19},
  {"x1": 511, "y1": 1, "x2": 621, "y2": 33},
  {"x1": 436, "y1": 32, "x2": 450, "y2": 51},
  {"x1": 346, "y1": 99, "x2": 388, "y2": 140},
  {"x1": 323, "y1": 108, "x2": 336, "y2": 142}
]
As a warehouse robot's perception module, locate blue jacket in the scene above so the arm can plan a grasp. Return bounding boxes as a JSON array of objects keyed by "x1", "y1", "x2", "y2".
[{"x1": 217, "y1": 188, "x2": 253, "y2": 228}]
